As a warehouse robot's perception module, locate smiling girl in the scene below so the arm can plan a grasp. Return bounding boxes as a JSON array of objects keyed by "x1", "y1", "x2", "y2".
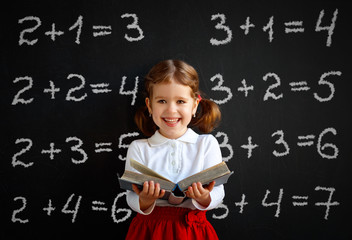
[{"x1": 124, "y1": 59, "x2": 223, "y2": 240}]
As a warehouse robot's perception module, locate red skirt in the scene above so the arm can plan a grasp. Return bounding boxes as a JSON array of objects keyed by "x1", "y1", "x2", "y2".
[{"x1": 125, "y1": 206, "x2": 219, "y2": 240}]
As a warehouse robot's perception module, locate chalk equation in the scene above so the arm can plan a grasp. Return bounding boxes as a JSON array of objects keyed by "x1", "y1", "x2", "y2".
[
  {"x1": 11, "y1": 74, "x2": 139, "y2": 106},
  {"x1": 11, "y1": 70, "x2": 342, "y2": 106},
  {"x1": 18, "y1": 14, "x2": 144, "y2": 45},
  {"x1": 17, "y1": 9, "x2": 338, "y2": 47},
  {"x1": 216, "y1": 186, "x2": 339, "y2": 220},
  {"x1": 10, "y1": 186, "x2": 339, "y2": 224},
  {"x1": 210, "y1": 9, "x2": 338, "y2": 47},
  {"x1": 11, "y1": 127, "x2": 338, "y2": 168},
  {"x1": 11, "y1": 192, "x2": 131, "y2": 224},
  {"x1": 12, "y1": 132, "x2": 141, "y2": 168}
]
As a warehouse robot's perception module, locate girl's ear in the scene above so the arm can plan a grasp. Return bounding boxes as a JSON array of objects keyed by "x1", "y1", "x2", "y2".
[
  {"x1": 145, "y1": 97, "x2": 152, "y2": 114},
  {"x1": 192, "y1": 98, "x2": 200, "y2": 116}
]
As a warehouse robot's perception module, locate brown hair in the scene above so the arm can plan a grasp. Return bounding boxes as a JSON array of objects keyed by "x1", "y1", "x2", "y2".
[{"x1": 135, "y1": 59, "x2": 221, "y2": 137}]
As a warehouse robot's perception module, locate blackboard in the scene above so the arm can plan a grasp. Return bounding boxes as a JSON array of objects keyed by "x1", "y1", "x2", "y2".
[{"x1": 1, "y1": 0, "x2": 351, "y2": 239}]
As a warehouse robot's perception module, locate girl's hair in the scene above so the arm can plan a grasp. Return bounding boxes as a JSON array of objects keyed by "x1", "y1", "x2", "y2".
[{"x1": 135, "y1": 59, "x2": 221, "y2": 137}]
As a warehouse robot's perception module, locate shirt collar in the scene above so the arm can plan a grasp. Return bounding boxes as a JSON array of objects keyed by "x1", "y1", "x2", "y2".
[{"x1": 148, "y1": 128, "x2": 199, "y2": 146}]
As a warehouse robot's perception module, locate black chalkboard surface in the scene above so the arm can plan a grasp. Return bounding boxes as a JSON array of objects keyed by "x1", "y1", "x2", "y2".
[{"x1": 1, "y1": 0, "x2": 351, "y2": 239}]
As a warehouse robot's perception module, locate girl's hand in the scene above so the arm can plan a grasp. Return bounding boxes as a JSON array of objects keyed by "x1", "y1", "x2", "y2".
[
  {"x1": 132, "y1": 181, "x2": 165, "y2": 212},
  {"x1": 186, "y1": 181, "x2": 215, "y2": 208}
]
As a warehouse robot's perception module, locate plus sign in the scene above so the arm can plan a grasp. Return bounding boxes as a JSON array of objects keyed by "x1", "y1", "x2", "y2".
[
  {"x1": 237, "y1": 79, "x2": 254, "y2": 97},
  {"x1": 235, "y1": 194, "x2": 248, "y2": 213},
  {"x1": 41, "y1": 143, "x2": 62, "y2": 160},
  {"x1": 240, "y1": 17, "x2": 255, "y2": 35},
  {"x1": 45, "y1": 23, "x2": 64, "y2": 41},
  {"x1": 241, "y1": 136, "x2": 258, "y2": 158},
  {"x1": 43, "y1": 199, "x2": 55, "y2": 216},
  {"x1": 43, "y1": 80, "x2": 60, "y2": 99}
]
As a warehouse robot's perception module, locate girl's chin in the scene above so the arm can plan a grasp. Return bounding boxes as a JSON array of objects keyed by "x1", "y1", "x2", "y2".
[{"x1": 159, "y1": 128, "x2": 187, "y2": 139}]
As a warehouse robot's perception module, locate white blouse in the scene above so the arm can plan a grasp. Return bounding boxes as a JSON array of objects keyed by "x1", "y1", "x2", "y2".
[{"x1": 125, "y1": 128, "x2": 225, "y2": 215}]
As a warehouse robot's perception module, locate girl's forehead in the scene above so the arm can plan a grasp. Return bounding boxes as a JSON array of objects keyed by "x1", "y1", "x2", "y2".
[{"x1": 152, "y1": 81, "x2": 193, "y2": 96}]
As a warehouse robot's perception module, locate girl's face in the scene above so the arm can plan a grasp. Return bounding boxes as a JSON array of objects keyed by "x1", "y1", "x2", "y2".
[{"x1": 146, "y1": 80, "x2": 199, "y2": 139}]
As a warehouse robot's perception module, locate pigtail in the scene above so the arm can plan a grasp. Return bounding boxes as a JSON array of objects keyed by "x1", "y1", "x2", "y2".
[
  {"x1": 134, "y1": 106, "x2": 157, "y2": 137},
  {"x1": 191, "y1": 97, "x2": 221, "y2": 133}
]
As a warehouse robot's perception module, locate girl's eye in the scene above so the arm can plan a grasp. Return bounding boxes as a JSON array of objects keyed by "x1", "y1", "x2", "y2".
[
  {"x1": 177, "y1": 100, "x2": 185, "y2": 104},
  {"x1": 157, "y1": 100, "x2": 166, "y2": 103}
]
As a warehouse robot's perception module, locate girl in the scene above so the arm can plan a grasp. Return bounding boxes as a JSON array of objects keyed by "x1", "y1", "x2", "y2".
[{"x1": 124, "y1": 59, "x2": 224, "y2": 240}]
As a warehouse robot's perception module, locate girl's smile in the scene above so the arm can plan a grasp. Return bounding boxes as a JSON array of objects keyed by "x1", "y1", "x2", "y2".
[{"x1": 163, "y1": 118, "x2": 180, "y2": 126}]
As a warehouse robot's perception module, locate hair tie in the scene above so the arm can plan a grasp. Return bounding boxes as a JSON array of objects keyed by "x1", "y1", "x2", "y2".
[{"x1": 198, "y1": 94, "x2": 202, "y2": 101}]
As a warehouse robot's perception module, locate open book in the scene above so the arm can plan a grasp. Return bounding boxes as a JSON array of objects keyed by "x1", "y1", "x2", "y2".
[{"x1": 118, "y1": 159, "x2": 233, "y2": 204}]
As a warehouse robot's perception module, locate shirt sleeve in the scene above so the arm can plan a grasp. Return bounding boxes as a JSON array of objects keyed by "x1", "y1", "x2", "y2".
[
  {"x1": 125, "y1": 140, "x2": 155, "y2": 215},
  {"x1": 192, "y1": 135, "x2": 225, "y2": 210}
]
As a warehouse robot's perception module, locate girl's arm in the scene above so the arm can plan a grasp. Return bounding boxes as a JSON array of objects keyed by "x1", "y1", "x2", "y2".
[
  {"x1": 125, "y1": 141, "x2": 166, "y2": 214},
  {"x1": 189, "y1": 134, "x2": 226, "y2": 210}
]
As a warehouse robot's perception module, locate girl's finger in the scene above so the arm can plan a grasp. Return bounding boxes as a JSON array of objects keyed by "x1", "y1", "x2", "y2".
[
  {"x1": 148, "y1": 181, "x2": 155, "y2": 195},
  {"x1": 196, "y1": 182, "x2": 206, "y2": 194},
  {"x1": 154, "y1": 183, "x2": 161, "y2": 197},
  {"x1": 187, "y1": 186, "x2": 194, "y2": 198},
  {"x1": 159, "y1": 189, "x2": 166, "y2": 198},
  {"x1": 206, "y1": 181, "x2": 216, "y2": 192},
  {"x1": 192, "y1": 182, "x2": 201, "y2": 197},
  {"x1": 132, "y1": 184, "x2": 141, "y2": 195},
  {"x1": 142, "y1": 181, "x2": 149, "y2": 194}
]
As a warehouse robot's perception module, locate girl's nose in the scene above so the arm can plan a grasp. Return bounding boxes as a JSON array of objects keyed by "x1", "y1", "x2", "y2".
[{"x1": 166, "y1": 102, "x2": 177, "y2": 113}]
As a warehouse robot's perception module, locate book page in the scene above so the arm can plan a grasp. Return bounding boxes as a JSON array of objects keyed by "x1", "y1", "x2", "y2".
[
  {"x1": 119, "y1": 171, "x2": 176, "y2": 191},
  {"x1": 130, "y1": 158, "x2": 173, "y2": 182},
  {"x1": 177, "y1": 161, "x2": 231, "y2": 191}
]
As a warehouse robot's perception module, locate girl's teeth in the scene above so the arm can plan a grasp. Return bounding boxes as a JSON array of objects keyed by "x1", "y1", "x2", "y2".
[{"x1": 164, "y1": 118, "x2": 178, "y2": 123}]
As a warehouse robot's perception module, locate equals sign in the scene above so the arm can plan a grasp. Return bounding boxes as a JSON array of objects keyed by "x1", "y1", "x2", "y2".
[
  {"x1": 90, "y1": 83, "x2": 112, "y2": 94},
  {"x1": 289, "y1": 81, "x2": 310, "y2": 92},
  {"x1": 92, "y1": 201, "x2": 108, "y2": 211},
  {"x1": 95, "y1": 142, "x2": 113, "y2": 153},
  {"x1": 297, "y1": 135, "x2": 315, "y2": 147},
  {"x1": 292, "y1": 195, "x2": 309, "y2": 206},
  {"x1": 92, "y1": 25, "x2": 112, "y2": 37},
  {"x1": 284, "y1": 21, "x2": 304, "y2": 33}
]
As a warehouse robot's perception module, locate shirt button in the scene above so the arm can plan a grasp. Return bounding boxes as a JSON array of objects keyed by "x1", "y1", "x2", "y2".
[
  {"x1": 171, "y1": 152, "x2": 175, "y2": 156},
  {"x1": 171, "y1": 161, "x2": 176, "y2": 166}
]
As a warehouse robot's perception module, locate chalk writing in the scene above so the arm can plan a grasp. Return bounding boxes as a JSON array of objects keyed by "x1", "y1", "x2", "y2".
[
  {"x1": 92, "y1": 201, "x2": 108, "y2": 211},
  {"x1": 11, "y1": 197, "x2": 29, "y2": 224},
  {"x1": 111, "y1": 192, "x2": 132, "y2": 224},
  {"x1": 18, "y1": 14, "x2": 144, "y2": 46},
  {"x1": 211, "y1": 9, "x2": 339, "y2": 46},
  {"x1": 12, "y1": 74, "x2": 140, "y2": 105},
  {"x1": 215, "y1": 132, "x2": 234, "y2": 162},
  {"x1": 95, "y1": 142, "x2": 113, "y2": 153},
  {"x1": 41, "y1": 143, "x2": 62, "y2": 160},
  {"x1": 10, "y1": 192, "x2": 132, "y2": 224},
  {"x1": 210, "y1": 13, "x2": 233, "y2": 46},
  {"x1": 92, "y1": 25, "x2": 112, "y2": 37},
  {"x1": 234, "y1": 194, "x2": 248, "y2": 214},
  {"x1": 292, "y1": 195, "x2": 309, "y2": 206},
  {"x1": 11, "y1": 127, "x2": 338, "y2": 168},
  {"x1": 12, "y1": 138, "x2": 33, "y2": 168},
  {"x1": 118, "y1": 132, "x2": 140, "y2": 161},
  {"x1": 10, "y1": 186, "x2": 339, "y2": 224},
  {"x1": 11, "y1": 70, "x2": 341, "y2": 106},
  {"x1": 61, "y1": 194, "x2": 82, "y2": 223},
  {"x1": 241, "y1": 136, "x2": 259, "y2": 159},
  {"x1": 43, "y1": 199, "x2": 55, "y2": 216},
  {"x1": 231, "y1": 186, "x2": 339, "y2": 220}
]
